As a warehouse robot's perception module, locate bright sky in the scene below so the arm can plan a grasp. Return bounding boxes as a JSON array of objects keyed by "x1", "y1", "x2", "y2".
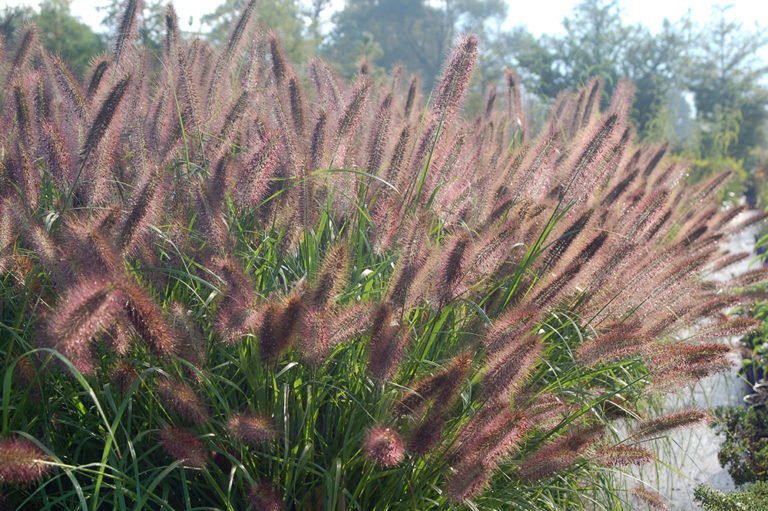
[
  {"x1": 3, "y1": 0, "x2": 766, "y2": 41},
  {"x1": 503, "y1": 1, "x2": 765, "y2": 34}
]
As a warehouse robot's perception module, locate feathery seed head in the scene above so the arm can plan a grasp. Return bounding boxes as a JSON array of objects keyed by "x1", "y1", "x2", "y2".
[
  {"x1": 367, "y1": 303, "x2": 407, "y2": 380},
  {"x1": 481, "y1": 335, "x2": 541, "y2": 403},
  {"x1": 10, "y1": 24, "x2": 37, "y2": 71},
  {"x1": 517, "y1": 424, "x2": 605, "y2": 481},
  {"x1": 592, "y1": 445, "x2": 654, "y2": 467},
  {"x1": 224, "y1": 0, "x2": 256, "y2": 57},
  {"x1": 113, "y1": 0, "x2": 141, "y2": 65},
  {"x1": 404, "y1": 75, "x2": 419, "y2": 117},
  {"x1": 258, "y1": 296, "x2": 303, "y2": 362},
  {"x1": 81, "y1": 74, "x2": 131, "y2": 159},
  {"x1": 298, "y1": 307, "x2": 331, "y2": 366},
  {"x1": 309, "y1": 244, "x2": 348, "y2": 310},
  {"x1": 288, "y1": 76, "x2": 305, "y2": 134},
  {"x1": 158, "y1": 379, "x2": 209, "y2": 424},
  {"x1": 336, "y1": 79, "x2": 371, "y2": 141},
  {"x1": 363, "y1": 426, "x2": 405, "y2": 467},
  {"x1": 86, "y1": 56, "x2": 110, "y2": 97},
  {"x1": 269, "y1": 33, "x2": 288, "y2": 84},
  {"x1": 395, "y1": 352, "x2": 472, "y2": 416},
  {"x1": 632, "y1": 487, "x2": 669, "y2": 511},
  {"x1": 249, "y1": 482, "x2": 283, "y2": 511},
  {"x1": 226, "y1": 413, "x2": 278, "y2": 446},
  {"x1": 630, "y1": 410, "x2": 711, "y2": 440},
  {"x1": 434, "y1": 35, "x2": 478, "y2": 121},
  {"x1": 446, "y1": 462, "x2": 491, "y2": 503},
  {"x1": 408, "y1": 413, "x2": 446, "y2": 456},
  {"x1": 122, "y1": 281, "x2": 181, "y2": 357},
  {"x1": 0, "y1": 437, "x2": 52, "y2": 486},
  {"x1": 159, "y1": 428, "x2": 208, "y2": 468},
  {"x1": 110, "y1": 361, "x2": 138, "y2": 394}
]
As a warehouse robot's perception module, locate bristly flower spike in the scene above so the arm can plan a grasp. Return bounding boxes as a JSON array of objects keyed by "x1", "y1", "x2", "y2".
[
  {"x1": 10, "y1": 24, "x2": 37, "y2": 72},
  {"x1": 288, "y1": 76, "x2": 306, "y2": 135},
  {"x1": 309, "y1": 243, "x2": 348, "y2": 310},
  {"x1": 249, "y1": 482, "x2": 284, "y2": 511},
  {"x1": 226, "y1": 413, "x2": 278, "y2": 446},
  {"x1": 113, "y1": 0, "x2": 141, "y2": 66},
  {"x1": 367, "y1": 304, "x2": 407, "y2": 380},
  {"x1": 630, "y1": 410, "x2": 711, "y2": 440},
  {"x1": 433, "y1": 35, "x2": 478, "y2": 122},
  {"x1": 395, "y1": 352, "x2": 472, "y2": 416},
  {"x1": 158, "y1": 428, "x2": 208, "y2": 468},
  {"x1": 257, "y1": 296, "x2": 303, "y2": 362},
  {"x1": 269, "y1": 32, "x2": 288, "y2": 84},
  {"x1": 0, "y1": 436, "x2": 52, "y2": 486},
  {"x1": 505, "y1": 68, "x2": 528, "y2": 141},
  {"x1": 592, "y1": 445, "x2": 654, "y2": 467},
  {"x1": 363, "y1": 426, "x2": 405, "y2": 467},
  {"x1": 632, "y1": 487, "x2": 669, "y2": 511},
  {"x1": 517, "y1": 424, "x2": 605, "y2": 481},
  {"x1": 336, "y1": 78, "x2": 371, "y2": 143},
  {"x1": 45, "y1": 278, "x2": 124, "y2": 375},
  {"x1": 224, "y1": 0, "x2": 256, "y2": 58},
  {"x1": 80, "y1": 74, "x2": 131, "y2": 160},
  {"x1": 404, "y1": 75, "x2": 419, "y2": 117},
  {"x1": 157, "y1": 379, "x2": 209, "y2": 424},
  {"x1": 86, "y1": 56, "x2": 110, "y2": 98}
]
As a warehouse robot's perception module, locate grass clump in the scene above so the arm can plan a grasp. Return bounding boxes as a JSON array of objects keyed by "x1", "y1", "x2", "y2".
[{"x1": 0, "y1": 1, "x2": 764, "y2": 509}]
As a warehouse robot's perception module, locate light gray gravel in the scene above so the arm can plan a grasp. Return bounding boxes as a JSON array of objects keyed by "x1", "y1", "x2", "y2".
[{"x1": 646, "y1": 210, "x2": 759, "y2": 510}]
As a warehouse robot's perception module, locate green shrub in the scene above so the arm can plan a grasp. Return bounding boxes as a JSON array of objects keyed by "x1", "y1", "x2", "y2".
[
  {"x1": 713, "y1": 406, "x2": 768, "y2": 485},
  {"x1": 695, "y1": 481, "x2": 768, "y2": 511}
]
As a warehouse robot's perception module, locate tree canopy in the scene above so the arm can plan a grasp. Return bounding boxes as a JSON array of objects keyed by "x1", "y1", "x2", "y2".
[
  {"x1": 323, "y1": 0, "x2": 506, "y2": 86},
  {"x1": 1, "y1": 0, "x2": 104, "y2": 77}
]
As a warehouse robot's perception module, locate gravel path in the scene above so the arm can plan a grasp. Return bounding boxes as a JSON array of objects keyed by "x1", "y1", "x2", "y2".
[{"x1": 650, "y1": 211, "x2": 759, "y2": 510}]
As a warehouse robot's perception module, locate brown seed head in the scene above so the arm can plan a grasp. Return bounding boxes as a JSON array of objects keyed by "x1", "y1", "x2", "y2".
[
  {"x1": 0, "y1": 437, "x2": 52, "y2": 486},
  {"x1": 159, "y1": 428, "x2": 208, "y2": 468},
  {"x1": 226, "y1": 413, "x2": 278, "y2": 446},
  {"x1": 158, "y1": 379, "x2": 209, "y2": 424},
  {"x1": 363, "y1": 426, "x2": 405, "y2": 467},
  {"x1": 249, "y1": 482, "x2": 283, "y2": 511}
]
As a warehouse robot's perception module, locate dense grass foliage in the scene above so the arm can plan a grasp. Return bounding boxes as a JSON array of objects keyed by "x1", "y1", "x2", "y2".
[{"x1": 1, "y1": 1, "x2": 766, "y2": 509}]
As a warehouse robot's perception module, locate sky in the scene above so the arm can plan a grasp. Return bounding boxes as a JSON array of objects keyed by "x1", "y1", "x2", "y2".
[
  {"x1": 503, "y1": 1, "x2": 764, "y2": 35},
  {"x1": 3, "y1": 0, "x2": 766, "y2": 40}
]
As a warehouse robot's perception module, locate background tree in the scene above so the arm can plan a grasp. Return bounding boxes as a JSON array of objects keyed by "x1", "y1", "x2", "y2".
[
  {"x1": 501, "y1": 0, "x2": 686, "y2": 140},
  {"x1": 324, "y1": 0, "x2": 505, "y2": 85},
  {"x1": 98, "y1": 0, "x2": 170, "y2": 51},
  {"x1": 203, "y1": 0, "x2": 311, "y2": 62},
  {"x1": 0, "y1": 5, "x2": 34, "y2": 43},
  {"x1": 683, "y1": 5, "x2": 768, "y2": 177},
  {"x1": 620, "y1": 20, "x2": 689, "y2": 141},
  {"x1": 37, "y1": 0, "x2": 106, "y2": 76},
  {"x1": 1, "y1": 0, "x2": 104, "y2": 78}
]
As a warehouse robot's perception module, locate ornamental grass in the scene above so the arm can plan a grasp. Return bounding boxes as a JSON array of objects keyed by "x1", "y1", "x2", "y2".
[{"x1": 0, "y1": 1, "x2": 764, "y2": 509}]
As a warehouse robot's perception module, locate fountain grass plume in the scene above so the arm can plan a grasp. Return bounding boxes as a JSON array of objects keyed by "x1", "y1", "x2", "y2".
[
  {"x1": 80, "y1": 74, "x2": 130, "y2": 162},
  {"x1": 632, "y1": 487, "x2": 670, "y2": 510},
  {"x1": 0, "y1": 437, "x2": 52, "y2": 486},
  {"x1": 249, "y1": 482, "x2": 283, "y2": 511},
  {"x1": 367, "y1": 303, "x2": 407, "y2": 380},
  {"x1": 363, "y1": 426, "x2": 405, "y2": 467},
  {"x1": 157, "y1": 378, "x2": 209, "y2": 424},
  {"x1": 226, "y1": 413, "x2": 278, "y2": 446},
  {"x1": 113, "y1": 0, "x2": 140, "y2": 66},
  {"x1": 433, "y1": 35, "x2": 478, "y2": 122},
  {"x1": 630, "y1": 410, "x2": 712, "y2": 440},
  {"x1": 158, "y1": 428, "x2": 208, "y2": 468}
]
